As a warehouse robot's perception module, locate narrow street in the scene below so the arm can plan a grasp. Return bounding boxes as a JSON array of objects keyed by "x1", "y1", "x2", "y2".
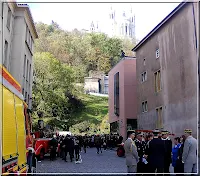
[
  {"x1": 37, "y1": 148, "x2": 126, "y2": 173},
  {"x1": 36, "y1": 147, "x2": 180, "y2": 174}
]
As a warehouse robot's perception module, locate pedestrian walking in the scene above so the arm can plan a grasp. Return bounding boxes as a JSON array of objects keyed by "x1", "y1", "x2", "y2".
[
  {"x1": 161, "y1": 130, "x2": 172, "y2": 174},
  {"x1": 182, "y1": 129, "x2": 197, "y2": 173},
  {"x1": 144, "y1": 129, "x2": 165, "y2": 174},
  {"x1": 124, "y1": 131, "x2": 139, "y2": 173},
  {"x1": 135, "y1": 132, "x2": 146, "y2": 175}
]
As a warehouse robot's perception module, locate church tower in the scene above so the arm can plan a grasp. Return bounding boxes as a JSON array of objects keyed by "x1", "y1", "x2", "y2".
[
  {"x1": 90, "y1": 21, "x2": 100, "y2": 33},
  {"x1": 109, "y1": 5, "x2": 117, "y2": 37},
  {"x1": 128, "y1": 6, "x2": 136, "y2": 42},
  {"x1": 90, "y1": 21, "x2": 95, "y2": 32}
]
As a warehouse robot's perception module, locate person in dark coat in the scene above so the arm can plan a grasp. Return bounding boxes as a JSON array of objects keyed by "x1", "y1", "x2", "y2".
[
  {"x1": 135, "y1": 132, "x2": 146, "y2": 175},
  {"x1": 144, "y1": 129, "x2": 165, "y2": 174},
  {"x1": 144, "y1": 134, "x2": 154, "y2": 173},
  {"x1": 64, "y1": 135, "x2": 74, "y2": 162},
  {"x1": 174, "y1": 135, "x2": 185, "y2": 175},
  {"x1": 74, "y1": 137, "x2": 80, "y2": 161},
  {"x1": 161, "y1": 130, "x2": 172, "y2": 174},
  {"x1": 94, "y1": 135, "x2": 102, "y2": 154},
  {"x1": 59, "y1": 136, "x2": 65, "y2": 159},
  {"x1": 83, "y1": 135, "x2": 88, "y2": 153},
  {"x1": 172, "y1": 137, "x2": 184, "y2": 175},
  {"x1": 49, "y1": 135, "x2": 58, "y2": 161}
]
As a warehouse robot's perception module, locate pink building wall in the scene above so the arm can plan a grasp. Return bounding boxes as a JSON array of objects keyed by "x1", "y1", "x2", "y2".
[{"x1": 108, "y1": 58, "x2": 137, "y2": 139}]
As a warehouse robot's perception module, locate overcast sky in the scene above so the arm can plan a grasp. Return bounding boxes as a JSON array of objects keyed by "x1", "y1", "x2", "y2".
[{"x1": 24, "y1": 0, "x2": 181, "y2": 41}]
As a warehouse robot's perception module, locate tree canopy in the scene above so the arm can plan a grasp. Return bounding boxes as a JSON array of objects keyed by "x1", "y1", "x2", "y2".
[{"x1": 32, "y1": 21, "x2": 135, "y2": 131}]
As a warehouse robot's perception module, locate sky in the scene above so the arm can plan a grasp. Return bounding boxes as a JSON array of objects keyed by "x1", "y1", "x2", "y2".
[{"x1": 23, "y1": 0, "x2": 181, "y2": 41}]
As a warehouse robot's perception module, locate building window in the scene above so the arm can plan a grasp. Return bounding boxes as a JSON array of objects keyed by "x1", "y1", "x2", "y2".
[
  {"x1": 7, "y1": 7, "x2": 11, "y2": 30},
  {"x1": 25, "y1": 92, "x2": 27, "y2": 102},
  {"x1": 29, "y1": 64, "x2": 31, "y2": 89},
  {"x1": 27, "y1": 94, "x2": 29, "y2": 105},
  {"x1": 154, "y1": 70, "x2": 161, "y2": 92},
  {"x1": 141, "y1": 71, "x2": 147, "y2": 83},
  {"x1": 125, "y1": 25, "x2": 128, "y2": 35},
  {"x1": 26, "y1": 59, "x2": 29, "y2": 81},
  {"x1": 156, "y1": 107, "x2": 163, "y2": 129},
  {"x1": 30, "y1": 37, "x2": 33, "y2": 51},
  {"x1": 143, "y1": 58, "x2": 146, "y2": 66},
  {"x1": 114, "y1": 72, "x2": 119, "y2": 116},
  {"x1": 142, "y1": 101, "x2": 148, "y2": 113},
  {"x1": 23, "y1": 55, "x2": 26, "y2": 90},
  {"x1": 3, "y1": 41, "x2": 8, "y2": 68},
  {"x1": 156, "y1": 48, "x2": 159, "y2": 59},
  {"x1": 25, "y1": 25, "x2": 28, "y2": 41}
]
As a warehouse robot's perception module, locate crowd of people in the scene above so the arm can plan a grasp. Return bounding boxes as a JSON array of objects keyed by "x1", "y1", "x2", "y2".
[
  {"x1": 47, "y1": 129, "x2": 197, "y2": 174},
  {"x1": 49, "y1": 134, "x2": 122, "y2": 162},
  {"x1": 124, "y1": 129, "x2": 198, "y2": 175}
]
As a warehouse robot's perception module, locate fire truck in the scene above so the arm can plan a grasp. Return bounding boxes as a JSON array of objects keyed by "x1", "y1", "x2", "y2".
[{"x1": 1, "y1": 65, "x2": 35, "y2": 175}]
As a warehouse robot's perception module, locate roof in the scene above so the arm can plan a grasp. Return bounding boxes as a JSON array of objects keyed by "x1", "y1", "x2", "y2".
[
  {"x1": 132, "y1": 1, "x2": 188, "y2": 51},
  {"x1": 108, "y1": 56, "x2": 136, "y2": 74},
  {"x1": 84, "y1": 77, "x2": 101, "y2": 80},
  {"x1": 7, "y1": 1, "x2": 38, "y2": 39},
  {"x1": 16, "y1": 4, "x2": 38, "y2": 39}
]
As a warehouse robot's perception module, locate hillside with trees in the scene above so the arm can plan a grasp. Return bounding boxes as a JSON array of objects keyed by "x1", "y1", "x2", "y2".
[{"x1": 32, "y1": 21, "x2": 135, "y2": 134}]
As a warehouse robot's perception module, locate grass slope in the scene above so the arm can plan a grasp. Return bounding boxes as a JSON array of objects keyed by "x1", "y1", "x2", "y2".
[
  {"x1": 70, "y1": 94, "x2": 109, "y2": 134},
  {"x1": 32, "y1": 94, "x2": 109, "y2": 134}
]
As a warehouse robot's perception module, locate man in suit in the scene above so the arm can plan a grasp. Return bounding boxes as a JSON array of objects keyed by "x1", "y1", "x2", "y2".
[
  {"x1": 135, "y1": 132, "x2": 146, "y2": 174},
  {"x1": 182, "y1": 129, "x2": 197, "y2": 173},
  {"x1": 124, "y1": 131, "x2": 139, "y2": 173},
  {"x1": 144, "y1": 129, "x2": 165, "y2": 174},
  {"x1": 161, "y1": 130, "x2": 172, "y2": 174}
]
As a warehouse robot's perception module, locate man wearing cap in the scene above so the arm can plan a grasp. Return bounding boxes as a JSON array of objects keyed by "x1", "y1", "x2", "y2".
[
  {"x1": 145, "y1": 129, "x2": 165, "y2": 174},
  {"x1": 182, "y1": 129, "x2": 197, "y2": 173},
  {"x1": 135, "y1": 132, "x2": 146, "y2": 174},
  {"x1": 124, "y1": 131, "x2": 139, "y2": 173},
  {"x1": 161, "y1": 130, "x2": 172, "y2": 174}
]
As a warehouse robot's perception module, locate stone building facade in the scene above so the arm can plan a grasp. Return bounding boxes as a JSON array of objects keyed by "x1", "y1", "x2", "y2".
[{"x1": 132, "y1": 2, "x2": 198, "y2": 138}]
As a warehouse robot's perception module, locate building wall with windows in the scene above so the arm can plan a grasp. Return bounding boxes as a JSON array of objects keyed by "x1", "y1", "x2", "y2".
[
  {"x1": 2, "y1": 2, "x2": 38, "y2": 109},
  {"x1": 2, "y1": 2, "x2": 15, "y2": 72},
  {"x1": 108, "y1": 57, "x2": 137, "y2": 139},
  {"x1": 133, "y1": 2, "x2": 198, "y2": 138}
]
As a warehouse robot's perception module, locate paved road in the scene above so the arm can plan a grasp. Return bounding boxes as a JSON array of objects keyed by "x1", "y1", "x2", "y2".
[
  {"x1": 37, "y1": 147, "x2": 198, "y2": 174},
  {"x1": 37, "y1": 148, "x2": 127, "y2": 173}
]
